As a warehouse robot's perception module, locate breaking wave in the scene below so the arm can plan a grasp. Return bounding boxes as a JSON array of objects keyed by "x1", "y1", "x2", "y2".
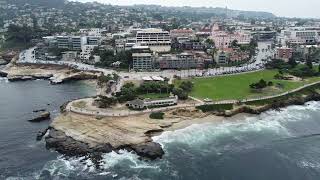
[{"x1": 153, "y1": 102, "x2": 320, "y2": 150}]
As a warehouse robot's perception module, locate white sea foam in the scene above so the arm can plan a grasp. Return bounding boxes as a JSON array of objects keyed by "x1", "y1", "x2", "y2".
[
  {"x1": 299, "y1": 160, "x2": 320, "y2": 169},
  {"x1": 153, "y1": 103, "x2": 320, "y2": 149},
  {"x1": 0, "y1": 77, "x2": 8, "y2": 82},
  {"x1": 40, "y1": 155, "x2": 94, "y2": 178},
  {"x1": 101, "y1": 150, "x2": 160, "y2": 170}
]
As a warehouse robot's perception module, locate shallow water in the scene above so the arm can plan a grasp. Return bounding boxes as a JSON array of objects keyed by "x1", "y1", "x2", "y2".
[{"x1": 1, "y1": 79, "x2": 320, "y2": 180}]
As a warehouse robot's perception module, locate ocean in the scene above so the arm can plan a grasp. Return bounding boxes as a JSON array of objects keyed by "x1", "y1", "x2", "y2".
[{"x1": 1, "y1": 78, "x2": 320, "y2": 180}]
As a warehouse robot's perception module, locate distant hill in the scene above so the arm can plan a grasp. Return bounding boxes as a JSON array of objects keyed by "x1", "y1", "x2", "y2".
[
  {"x1": 132, "y1": 5, "x2": 276, "y2": 19},
  {"x1": 10, "y1": 0, "x2": 67, "y2": 8}
]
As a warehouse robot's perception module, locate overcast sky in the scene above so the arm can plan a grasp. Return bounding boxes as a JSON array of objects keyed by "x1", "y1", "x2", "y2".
[{"x1": 73, "y1": 0, "x2": 320, "y2": 18}]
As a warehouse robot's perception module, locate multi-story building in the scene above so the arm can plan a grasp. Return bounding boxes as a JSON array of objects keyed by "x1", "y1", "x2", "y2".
[
  {"x1": 56, "y1": 36, "x2": 87, "y2": 50},
  {"x1": 79, "y1": 45, "x2": 98, "y2": 63},
  {"x1": 158, "y1": 53, "x2": 199, "y2": 69},
  {"x1": 56, "y1": 36, "x2": 70, "y2": 49},
  {"x1": 170, "y1": 29, "x2": 194, "y2": 38},
  {"x1": 211, "y1": 31, "x2": 252, "y2": 49},
  {"x1": 71, "y1": 36, "x2": 86, "y2": 51},
  {"x1": 276, "y1": 47, "x2": 293, "y2": 62},
  {"x1": 87, "y1": 36, "x2": 101, "y2": 46},
  {"x1": 132, "y1": 53, "x2": 154, "y2": 71},
  {"x1": 281, "y1": 27, "x2": 319, "y2": 45},
  {"x1": 136, "y1": 28, "x2": 171, "y2": 52},
  {"x1": 215, "y1": 50, "x2": 229, "y2": 65},
  {"x1": 132, "y1": 46, "x2": 155, "y2": 71}
]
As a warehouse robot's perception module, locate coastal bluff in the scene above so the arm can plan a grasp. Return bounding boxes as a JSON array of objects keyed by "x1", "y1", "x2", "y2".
[{"x1": 44, "y1": 107, "x2": 212, "y2": 160}]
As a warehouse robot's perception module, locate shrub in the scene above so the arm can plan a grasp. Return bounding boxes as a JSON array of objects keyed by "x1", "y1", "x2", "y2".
[
  {"x1": 196, "y1": 104, "x2": 233, "y2": 112},
  {"x1": 250, "y1": 79, "x2": 267, "y2": 89},
  {"x1": 149, "y1": 112, "x2": 165, "y2": 119}
]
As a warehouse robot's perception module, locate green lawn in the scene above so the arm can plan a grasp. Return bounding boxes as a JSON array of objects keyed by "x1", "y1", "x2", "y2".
[
  {"x1": 176, "y1": 70, "x2": 320, "y2": 101},
  {"x1": 139, "y1": 93, "x2": 170, "y2": 99}
]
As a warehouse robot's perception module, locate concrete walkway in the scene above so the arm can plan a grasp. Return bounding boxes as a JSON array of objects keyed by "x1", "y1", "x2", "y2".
[{"x1": 67, "y1": 98, "x2": 198, "y2": 117}]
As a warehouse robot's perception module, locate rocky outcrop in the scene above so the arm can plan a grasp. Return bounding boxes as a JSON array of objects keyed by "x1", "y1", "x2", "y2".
[
  {"x1": 7, "y1": 74, "x2": 53, "y2": 82},
  {"x1": 222, "y1": 90, "x2": 320, "y2": 117},
  {"x1": 45, "y1": 128, "x2": 164, "y2": 160},
  {"x1": 130, "y1": 142, "x2": 165, "y2": 160},
  {"x1": 45, "y1": 128, "x2": 112, "y2": 157},
  {"x1": 29, "y1": 111, "x2": 50, "y2": 122},
  {"x1": 0, "y1": 59, "x2": 8, "y2": 65},
  {"x1": 36, "y1": 128, "x2": 50, "y2": 141},
  {"x1": 50, "y1": 72, "x2": 98, "y2": 84},
  {"x1": 0, "y1": 71, "x2": 8, "y2": 77}
]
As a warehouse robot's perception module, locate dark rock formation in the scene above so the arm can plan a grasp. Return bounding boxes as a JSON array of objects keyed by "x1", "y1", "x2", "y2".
[
  {"x1": 29, "y1": 111, "x2": 50, "y2": 122},
  {"x1": 7, "y1": 74, "x2": 53, "y2": 82},
  {"x1": 8, "y1": 75, "x2": 35, "y2": 82},
  {"x1": 33, "y1": 109, "x2": 46, "y2": 113},
  {"x1": 36, "y1": 128, "x2": 49, "y2": 141},
  {"x1": 131, "y1": 142, "x2": 165, "y2": 160},
  {"x1": 0, "y1": 71, "x2": 8, "y2": 77},
  {"x1": 45, "y1": 128, "x2": 112, "y2": 157},
  {"x1": 45, "y1": 128, "x2": 165, "y2": 161}
]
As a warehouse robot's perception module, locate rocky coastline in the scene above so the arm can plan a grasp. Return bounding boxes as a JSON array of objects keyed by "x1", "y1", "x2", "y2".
[
  {"x1": 45, "y1": 128, "x2": 164, "y2": 160},
  {"x1": 222, "y1": 88, "x2": 320, "y2": 117},
  {"x1": 1, "y1": 64, "x2": 100, "y2": 83},
  {"x1": 42, "y1": 84, "x2": 320, "y2": 162}
]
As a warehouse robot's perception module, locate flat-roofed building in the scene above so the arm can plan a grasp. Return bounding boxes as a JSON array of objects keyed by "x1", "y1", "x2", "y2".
[
  {"x1": 132, "y1": 53, "x2": 154, "y2": 71},
  {"x1": 211, "y1": 31, "x2": 251, "y2": 49},
  {"x1": 158, "y1": 53, "x2": 199, "y2": 69},
  {"x1": 127, "y1": 96, "x2": 178, "y2": 110},
  {"x1": 57, "y1": 36, "x2": 70, "y2": 49},
  {"x1": 276, "y1": 47, "x2": 293, "y2": 62},
  {"x1": 170, "y1": 28, "x2": 194, "y2": 38},
  {"x1": 281, "y1": 27, "x2": 319, "y2": 45},
  {"x1": 136, "y1": 28, "x2": 171, "y2": 52}
]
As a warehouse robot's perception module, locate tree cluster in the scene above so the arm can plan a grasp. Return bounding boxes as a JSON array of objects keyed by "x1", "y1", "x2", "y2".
[
  {"x1": 250, "y1": 79, "x2": 273, "y2": 90},
  {"x1": 173, "y1": 81, "x2": 194, "y2": 100},
  {"x1": 95, "y1": 49, "x2": 132, "y2": 69}
]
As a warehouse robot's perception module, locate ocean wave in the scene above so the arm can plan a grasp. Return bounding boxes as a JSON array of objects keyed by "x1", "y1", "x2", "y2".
[
  {"x1": 153, "y1": 102, "x2": 320, "y2": 150},
  {"x1": 101, "y1": 150, "x2": 160, "y2": 170},
  {"x1": 0, "y1": 77, "x2": 8, "y2": 83},
  {"x1": 35, "y1": 155, "x2": 95, "y2": 179}
]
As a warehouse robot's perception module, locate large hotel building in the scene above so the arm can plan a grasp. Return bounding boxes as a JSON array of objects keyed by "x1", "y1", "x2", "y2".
[{"x1": 136, "y1": 28, "x2": 171, "y2": 53}]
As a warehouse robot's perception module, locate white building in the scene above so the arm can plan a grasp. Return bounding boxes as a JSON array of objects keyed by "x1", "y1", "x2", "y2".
[
  {"x1": 211, "y1": 31, "x2": 252, "y2": 49},
  {"x1": 79, "y1": 45, "x2": 98, "y2": 63},
  {"x1": 136, "y1": 28, "x2": 171, "y2": 52},
  {"x1": 56, "y1": 36, "x2": 87, "y2": 50},
  {"x1": 281, "y1": 27, "x2": 319, "y2": 45},
  {"x1": 127, "y1": 96, "x2": 178, "y2": 110},
  {"x1": 79, "y1": 28, "x2": 102, "y2": 37},
  {"x1": 170, "y1": 29, "x2": 194, "y2": 38}
]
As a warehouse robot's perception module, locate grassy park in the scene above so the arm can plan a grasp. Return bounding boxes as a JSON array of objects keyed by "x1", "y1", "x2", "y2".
[{"x1": 176, "y1": 70, "x2": 320, "y2": 101}]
